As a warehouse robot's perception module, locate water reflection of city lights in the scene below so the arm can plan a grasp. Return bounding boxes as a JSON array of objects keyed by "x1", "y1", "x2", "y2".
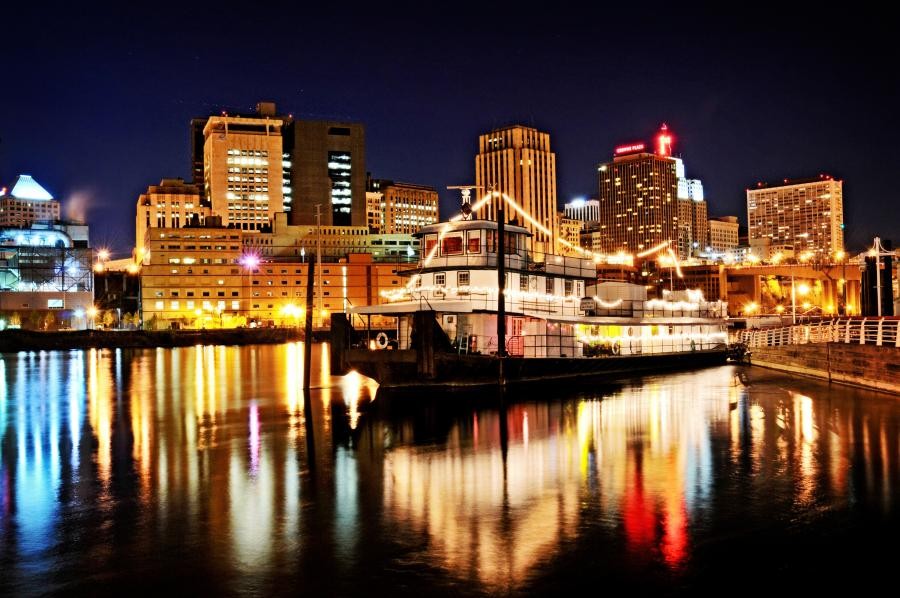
[{"x1": 2, "y1": 348, "x2": 900, "y2": 593}]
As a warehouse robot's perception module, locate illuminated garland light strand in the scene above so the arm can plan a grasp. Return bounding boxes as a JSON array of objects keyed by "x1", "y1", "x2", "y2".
[
  {"x1": 408, "y1": 193, "x2": 494, "y2": 290},
  {"x1": 407, "y1": 191, "x2": 691, "y2": 293},
  {"x1": 576, "y1": 331, "x2": 728, "y2": 344},
  {"x1": 382, "y1": 285, "x2": 588, "y2": 303}
]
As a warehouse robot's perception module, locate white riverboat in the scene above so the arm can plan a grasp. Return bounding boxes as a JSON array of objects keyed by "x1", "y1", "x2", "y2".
[{"x1": 333, "y1": 210, "x2": 729, "y2": 391}]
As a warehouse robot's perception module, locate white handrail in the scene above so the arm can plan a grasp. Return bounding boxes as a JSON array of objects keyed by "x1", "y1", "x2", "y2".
[{"x1": 740, "y1": 318, "x2": 900, "y2": 348}]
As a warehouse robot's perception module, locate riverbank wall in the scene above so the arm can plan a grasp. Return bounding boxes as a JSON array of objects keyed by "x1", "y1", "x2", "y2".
[
  {"x1": 0, "y1": 328, "x2": 329, "y2": 352},
  {"x1": 751, "y1": 343, "x2": 900, "y2": 395}
]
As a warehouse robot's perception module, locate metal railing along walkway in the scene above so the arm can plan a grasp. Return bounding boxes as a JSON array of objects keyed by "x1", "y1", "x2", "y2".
[{"x1": 739, "y1": 318, "x2": 900, "y2": 348}]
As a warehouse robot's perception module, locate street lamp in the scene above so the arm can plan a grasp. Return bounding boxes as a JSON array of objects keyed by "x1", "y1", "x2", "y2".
[
  {"x1": 86, "y1": 306, "x2": 98, "y2": 330},
  {"x1": 869, "y1": 237, "x2": 893, "y2": 317},
  {"x1": 240, "y1": 253, "x2": 260, "y2": 325},
  {"x1": 93, "y1": 248, "x2": 110, "y2": 273}
]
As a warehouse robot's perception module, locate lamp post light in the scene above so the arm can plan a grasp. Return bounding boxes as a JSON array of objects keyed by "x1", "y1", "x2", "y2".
[
  {"x1": 86, "y1": 306, "x2": 98, "y2": 330},
  {"x1": 791, "y1": 270, "x2": 796, "y2": 325},
  {"x1": 240, "y1": 253, "x2": 260, "y2": 326},
  {"x1": 869, "y1": 237, "x2": 894, "y2": 317},
  {"x1": 94, "y1": 248, "x2": 110, "y2": 275}
]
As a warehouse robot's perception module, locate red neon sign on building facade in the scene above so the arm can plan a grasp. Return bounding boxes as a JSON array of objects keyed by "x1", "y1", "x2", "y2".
[{"x1": 614, "y1": 142, "x2": 646, "y2": 155}]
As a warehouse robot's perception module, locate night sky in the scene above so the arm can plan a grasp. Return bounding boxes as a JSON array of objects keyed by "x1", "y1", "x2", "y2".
[{"x1": 2, "y1": 2, "x2": 896, "y2": 255}]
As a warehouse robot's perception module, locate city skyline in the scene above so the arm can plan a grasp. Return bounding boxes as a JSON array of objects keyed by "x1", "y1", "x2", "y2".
[{"x1": 1, "y1": 4, "x2": 896, "y2": 254}]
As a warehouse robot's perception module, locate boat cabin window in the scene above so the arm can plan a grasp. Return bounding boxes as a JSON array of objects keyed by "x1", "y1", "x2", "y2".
[
  {"x1": 505, "y1": 234, "x2": 518, "y2": 254},
  {"x1": 520, "y1": 274, "x2": 529, "y2": 292},
  {"x1": 424, "y1": 235, "x2": 437, "y2": 257},
  {"x1": 435, "y1": 272, "x2": 446, "y2": 286},
  {"x1": 564, "y1": 280, "x2": 574, "y2": 296},
  {"x1": 546, "y1": 278, "x2": 554, "y2": 295},
  {"x1": 441, "y1": 236, "x2": 463, "y2": 255},
  {"x1": 457, "y1": 271, "x2": 470, "y2": 286},
  {"x1": 486, "y1": 229, "x2": 497, "y2": 253},
  {"x1": 467, "y1": 231, "x2": 480, "y2": 253}
]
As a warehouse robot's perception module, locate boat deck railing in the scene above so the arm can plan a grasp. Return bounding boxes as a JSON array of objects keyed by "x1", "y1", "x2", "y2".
[{"x1": 408, "y1": 253, "x2": 595, "y2": 278}]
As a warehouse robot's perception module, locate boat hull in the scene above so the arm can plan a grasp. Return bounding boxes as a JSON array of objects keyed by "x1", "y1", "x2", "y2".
[{"x1": 346, "y1": 347, "x2": 728, "y2": 393}]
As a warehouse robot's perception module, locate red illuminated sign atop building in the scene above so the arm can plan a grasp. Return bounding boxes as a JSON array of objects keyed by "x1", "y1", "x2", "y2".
[
  {"x1": 656, "y1": 123, "x2": 673, "y2": 157},
  {"x1": 614, "y1": 142, "x2": 646, "y2": 155}
]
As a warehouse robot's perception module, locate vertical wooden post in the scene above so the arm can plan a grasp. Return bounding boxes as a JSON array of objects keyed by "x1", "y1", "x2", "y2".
[
  {"x1": 303, "y1": 256, "x2": 315, "y2": 391},
  {"x1": 413, "y1": 310, "x2": 435, "y2": 378}
]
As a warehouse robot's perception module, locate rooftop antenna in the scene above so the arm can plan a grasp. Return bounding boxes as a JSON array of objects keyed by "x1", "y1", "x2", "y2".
[{"x1": 447, "y1": 185, "x2": 483, "y2": 220}]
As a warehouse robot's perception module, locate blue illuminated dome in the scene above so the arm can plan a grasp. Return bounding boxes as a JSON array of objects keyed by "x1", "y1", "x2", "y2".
[{"x1": 7, "y1": 174, "x2": 54, "y2": 201}]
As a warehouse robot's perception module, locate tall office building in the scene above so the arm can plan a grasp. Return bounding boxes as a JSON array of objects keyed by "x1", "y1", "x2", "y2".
[
  {"x1": 474, "y1": 125, "x2": 558, "y2": 255},
  {"x1": 707, "y1": 216, "x2": 740, "y2": 255},
  {"x1": 563, "y1": 198, "x2": 600, "y2": 224},
  {"x1": 0, "y1": 175, "x2": 60, "y2": 227},
  {"x1": 558, "y1": 214, "x2": 583, "y2": 256},
  {"x1": 596, "y1": 125, "x2": 707, "y2": 259},
  {"x1": 135, "y1": 178, "x2": 210, "y2": 251},
  {"x1": 365, "y1": 177, "x2": 439, "y2": 234},
  {"x1": 191, "y1": 103, "x2": 366, "y2": 229},
  {"x1": 292, "y1": 121, "x2": 366, "y2": 227},
  {"x1": 200, "y1": 103, "x2": 292, "y2": 231},
  {"x1": 746, "y1": 175, "x2": 844, "y2": 257}
]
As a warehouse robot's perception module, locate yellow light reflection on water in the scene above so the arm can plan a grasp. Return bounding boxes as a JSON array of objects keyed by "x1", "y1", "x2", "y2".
[
  {"x1": 87, "y1": 349, "x2": 113, "y2": 489},
  {"x1": 6, "y1": 347, "x2": 900, "y2": 594}
]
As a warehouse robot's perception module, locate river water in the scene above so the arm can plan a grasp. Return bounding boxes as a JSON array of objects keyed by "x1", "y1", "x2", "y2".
[{"x1": 1, "y1": 343, "x2": 898, "y2": 595}]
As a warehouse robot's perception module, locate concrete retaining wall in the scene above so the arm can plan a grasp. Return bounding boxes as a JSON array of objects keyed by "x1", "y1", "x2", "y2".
[{"x1": 751, "y1": 343, "x2": 900, "y2": 395}]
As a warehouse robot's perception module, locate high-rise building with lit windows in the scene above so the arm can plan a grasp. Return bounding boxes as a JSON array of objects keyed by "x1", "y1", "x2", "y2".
[
  {"x1": 135, "y1": 178, "x2": 211, "y2": 251},
  {"x1": 595, "y1": 124, "x2": 708, "y2": 259},
  {"x1": 0, "y1": 175, "x2": 60, "y2": 227},
  {"x1": 192, "y1": 103, "x2": 366, "y2": 228},
  {"x1": 365, "y1": 177, "x2": 439, "y2": 234},
  {"x1": 563, "y1": 198, "x2": 600, "y2": 224},
  {"x1": 292, "y1": 121, "x2": 366, "y2": 227},
  {"x1": 192, "y1": 102, "x2": 294, "y2": 219},
  {"x1": 707, "y1": 216, "x2": 740, "y2": 255},
  {"x1": 201, "y1": 104, "x2": 290, "y2": 231},
  {"x1": 746, "y1": 175, "x2": 844, "y2": 257},
  {"x1": 558, "y1": 214, "x2": 583, "y2": 256},
  {"x1": 474, "y1": 125, "x2": 558, "y2": 255}
]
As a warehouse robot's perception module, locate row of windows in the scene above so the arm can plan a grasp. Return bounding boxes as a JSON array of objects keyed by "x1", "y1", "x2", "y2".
[
  {"x1": 427, "y1": 271, "x2": 580, "y2": 296},
  {"x1": 227, "y1": 149, "x2": 269, "y2": 157},
  {"x1": 159, "y1": 233, "x2": 240, "y2": 240},
  {"x1": 228, "y1": 167, "x2": 267, "y2": 174}
]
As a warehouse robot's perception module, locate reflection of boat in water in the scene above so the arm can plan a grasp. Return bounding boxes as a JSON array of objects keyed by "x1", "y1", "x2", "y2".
[{"x1": 332, "y1": 195, "x2": 728, "y2": 392}]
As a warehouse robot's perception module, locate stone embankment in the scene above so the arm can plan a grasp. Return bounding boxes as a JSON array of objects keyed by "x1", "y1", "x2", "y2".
[{"x1": 751, "y1": 343, "x2": 900, "y2": 394}]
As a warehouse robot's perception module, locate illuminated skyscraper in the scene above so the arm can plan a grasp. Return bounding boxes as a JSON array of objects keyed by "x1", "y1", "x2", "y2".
[
  {"x1": 0, "y1": 175, "x2": 60, "y2": 227},
  {"x1": 365, "y1": 177, "x2": 439, "y2": 234},
  {"x1": 292, "y1": 121, "x2": 366, "y2": 227},
  {"x1": 563, "y1": 198, "x2": 600, "y2": 223},
  {"x1": 474, "y1": 125, "x2": 558, "y2": 254},
  {"x1": 595, "y1": 124, "x2": 707, "y2": 259},
  {"x1": 707, "y1": 216, "x2": 740, "y2": 255},
  {"x1": 192, "y1": 102, "x2": 366, "y2": 228},
  {"x1": 201, "y1": 103, "x2": 291, "y2": 231},
  {"x1": 746, "y1": 175, "x2": 844, "y2": 257},
  {"x1": 135, "y1": 178, "x2": 211, "y2": 251}
]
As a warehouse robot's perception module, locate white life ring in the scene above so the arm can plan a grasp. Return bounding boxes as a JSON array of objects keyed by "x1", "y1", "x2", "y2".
[
  {"x1": 612, "y1": 341, "x2": 621, "y2": 355},
  {"x1": 375, "y1": 332, "x2": 389, "y2": 349}
]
